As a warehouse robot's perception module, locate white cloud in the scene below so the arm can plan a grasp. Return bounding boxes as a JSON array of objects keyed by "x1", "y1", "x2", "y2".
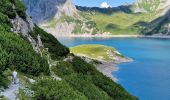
[{"x1": 100, "y1": 2, "x2": 110, "y2": 8}]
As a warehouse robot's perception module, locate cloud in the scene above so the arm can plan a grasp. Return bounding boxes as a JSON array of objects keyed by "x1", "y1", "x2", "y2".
[{"x1": 100, "y1": 2, "x2": 110, "y2": 8}]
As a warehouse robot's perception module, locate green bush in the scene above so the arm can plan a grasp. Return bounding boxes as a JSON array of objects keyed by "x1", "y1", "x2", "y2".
[
  {"x1": 65, "y1": 74, "x2": 112, "y2": 100},
  {"x1": 0, "y1": 32, "x2": 50, "y2": 77},
  {"x1": 0, "y1": 10, "x2": 13, "y2": 32},
  {"x1": 0, "y1": 75, "x2": 10, "y2": 88},
  {"x1": 105, "y1": 23, "x2": 119, "y2": 29},
  {"x1": 70, "y1": 57, "x2": 96, "y2": 75},
  {"x1": 52, "y1": 61, "x2": 75, "y2": 77},
  {"x1": 32, "y1": 78, "x2": 88, "y2": 100},
  {"x1": 0, "y1": 0, "x2": 16, "y2": 19},
  {"x1": 92, "y1": 73, "x2": 138, "y2": 100},
  {"x1": 0, "y1": 0, "x2": 26, "y2": 19},
  {"x1": 14, "y1": 0, "x2": 26, "y2": 19}
]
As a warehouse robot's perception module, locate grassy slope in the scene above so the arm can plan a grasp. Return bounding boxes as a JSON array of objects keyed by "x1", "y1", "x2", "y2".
[
  {"x1": 83, "y1": 11, "x2": 157, "y2": 35},
  {"x1": 70, "y1": 44, "x2": 122, "y2": 62}
]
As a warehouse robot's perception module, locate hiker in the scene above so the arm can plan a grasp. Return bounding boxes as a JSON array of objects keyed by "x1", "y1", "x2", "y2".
[{"x1": 12, "y1": 70, "x2": 18, "y2": 84}]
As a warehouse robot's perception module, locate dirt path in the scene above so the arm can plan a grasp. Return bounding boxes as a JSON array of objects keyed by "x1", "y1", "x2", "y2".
[{"x1": 1, "y1": 83, "x2": 19, "y2": 100}]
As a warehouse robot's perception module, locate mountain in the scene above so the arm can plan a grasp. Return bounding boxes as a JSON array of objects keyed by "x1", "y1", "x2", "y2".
[
  {"x1": 23, "y1": 0, "x2": 99, "y2": 36},
  {"x1": 0, "y1": 0, "x2": 138, "y2": 99},
  {"x1": 22, "y1": 0, "x2": 170, "y2": 36}
]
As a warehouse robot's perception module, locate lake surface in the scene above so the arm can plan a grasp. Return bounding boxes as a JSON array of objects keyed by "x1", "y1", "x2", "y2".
[{"x1": 58, "y1": 37, "x2": 170, "y2": 100}]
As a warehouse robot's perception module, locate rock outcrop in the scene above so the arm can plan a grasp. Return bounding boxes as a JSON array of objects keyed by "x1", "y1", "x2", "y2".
[{"x1": 11, "y1": 3, "x2": 44, "y2": 53}]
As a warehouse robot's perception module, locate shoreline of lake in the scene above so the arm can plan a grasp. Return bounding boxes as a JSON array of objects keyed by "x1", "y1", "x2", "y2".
[
  {"x1": 56, "y1": 34, "x2": 170, "y2": 39},
  {"x1": 79, "y1": 54, "x2": 133, "y2": 82},
  {"x1": 96, "y1": 57, "x2": 133, "y2": 82}
]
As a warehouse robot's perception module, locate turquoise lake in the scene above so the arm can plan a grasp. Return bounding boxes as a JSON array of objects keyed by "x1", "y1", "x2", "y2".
[{"x1": 58, "y1": 37, "x2": 170, "y2": 100}]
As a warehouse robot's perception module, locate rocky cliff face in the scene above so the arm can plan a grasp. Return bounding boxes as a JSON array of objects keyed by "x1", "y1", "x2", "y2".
[
  {"x1": 11, "y1": 3, "x2": 43, "y2": 53},
  {"x1": 23, "y1": 0, "x2": 78, "y2": 24}
]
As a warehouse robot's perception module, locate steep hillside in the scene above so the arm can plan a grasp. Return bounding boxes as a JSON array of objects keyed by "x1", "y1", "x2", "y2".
[
  {"x1": 0, "y1": 0, "x2": 69, "y2": 88},
  {"x1": 132, "y1": 0, "x2": 170, "y2": 35},
  {"x1": 0, "y1": 0, "x2": 138, "y2": 99},
  {"x1": 0, "y1": 0, "x2": 49, "y2": 88}
]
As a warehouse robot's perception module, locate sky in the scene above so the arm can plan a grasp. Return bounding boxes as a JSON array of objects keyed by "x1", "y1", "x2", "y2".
[{"x1": 73, "y1": 0, "x2": 135, "y2": 7}]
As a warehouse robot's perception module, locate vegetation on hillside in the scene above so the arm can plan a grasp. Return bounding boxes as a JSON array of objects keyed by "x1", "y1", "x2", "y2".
[
  {"x1": 0, "y1": 0, "x2": 138, "y2": 100},
  {"x1": 45, "y1": 57, "x2": 138, "y2": 100},
  {"x1": 32, "y1": 78, "x2": 88, "y2": 100},
  {"x1": 134, "y1": 0, "x2": 161, "y2": 12},
  {"x1": 0, "y1": 0, "x2": 50, "y2": 88},
  {"x1": 31, "y1": 26, "x2": 69, "y2": 59},
  {"x1": 0, "y1": 0, "x2": 26, "y2": 19},
  {"x1": 80, "y1": 10, "x2": 158, "y2": 35},
  {"x1": 0, "y1": 0, "x2": 67, "y2": 88}
]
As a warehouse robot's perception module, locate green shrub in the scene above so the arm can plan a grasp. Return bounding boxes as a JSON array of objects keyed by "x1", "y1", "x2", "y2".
[
  {"x1": 70, "y1": 57, "x2": 96, "y2": 75},
  {"x1": 0, "y1": 75, "x2": 10, "y2": 88},
  {"x1": 0, "y1": 0, "x2": 16, "y2": 19},
  {"x1": 14, "y1": 0, "x2": 26, "y2": 19},
  {"x1": 105, "y1": 23, "x2": 119, "y2": 29},
  {"x1": 0, "y1": 32, "x2": 50, "y2": 77},
  {"x1": 52, "y1": 61, "x2": 75, "y2": 77},
  {"x1": 65, "y1": 74, "x2": 112, "y2": 100},
  {"x1": 92, "y1": 73, "x2": 138, "y2": 100},
  {"x1": 32, "y1": 78, "x2": 88, "y2": 100}
]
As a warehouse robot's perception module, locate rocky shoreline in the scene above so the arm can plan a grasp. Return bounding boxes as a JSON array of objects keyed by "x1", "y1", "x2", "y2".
[
  {"x1": 79, "y1": 55, "x2": 133, "y2": 82},
  {"x1": 96, "y1": 57, "x2": 133, "y2": 82}
]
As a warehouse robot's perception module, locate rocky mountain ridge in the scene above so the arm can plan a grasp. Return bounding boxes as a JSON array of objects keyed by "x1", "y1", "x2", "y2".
[{"x1": 23, "y1": 0, "x2": 170, "y2": 36}]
